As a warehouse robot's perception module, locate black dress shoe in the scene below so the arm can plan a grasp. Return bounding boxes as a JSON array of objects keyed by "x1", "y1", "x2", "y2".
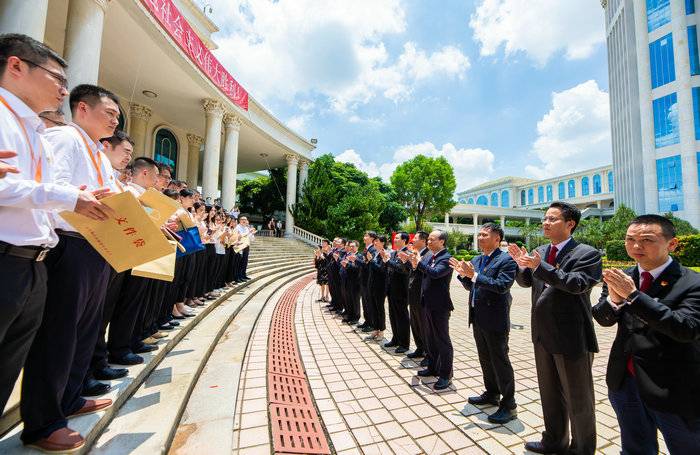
[
  {"x1": 433, "y1": 378, "x2": 452, "y2": 390},
  {"x1": 384, "y1": 340, "x2": 398, "y2": 348},
  {"x1": 133, "y1": 343, "x2": 158, "y2": 354},
  {"x1": 488, "y1": 406, "x2": 517, "y2": 424},
  {"x1": 417, "y1": 369, "x2": 437, "y2": 377},
  {"x1": 406, "y1": 350, "x2": 424, "y2": 359},
  {"x1": 159, "y1": 324, "x2": 175, "y2": 330},
  {"x1": 395, "y1": 346, "x2": 409, "y2": 354},
  {"x1": 82, "y1": 378, "x2": 111, "y2": 397},
  {"x1": 171, "y1": 314, "x2": 185, "y2": 320},
  {"x1": 168, "y1": 320, "x2": 180, "y2": 327},
  {"x1": 356, "y1": 321, "x2": 367, "y2": 328},
  {"x1": 419, "y1": 358, "x2": 430, "y2": 367},
  {"x1": 346, "y1": 319, "x2": 359, "y2": 325},
  {"x1": 524, "y1": 441, "x2": 565, "y2": 454},
  {"x1": 109, "y1": 353, "x2": 144, "y2": 365},
  {"x1": 361, "y1": 326, "x2": 374, "y2": 333},
  {"x1": 468, "y1": 392, "x2": 500, "y2": 406},
  {"x1": 93, "y1": 366, "x2": 128, "y2": 380}
]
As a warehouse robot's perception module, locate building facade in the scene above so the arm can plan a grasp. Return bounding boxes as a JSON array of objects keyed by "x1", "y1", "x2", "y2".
[{"x1": 604, "y1": 0, "x2": 700, "y2": 227}]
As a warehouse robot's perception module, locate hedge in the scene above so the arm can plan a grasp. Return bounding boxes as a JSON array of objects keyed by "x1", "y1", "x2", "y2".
[
  {"x1": 605, "y1": 240, "x2": 629, "y2": 261},
  {"x1": 672, "y1": 234, "x2": 700, "y2": 267}
]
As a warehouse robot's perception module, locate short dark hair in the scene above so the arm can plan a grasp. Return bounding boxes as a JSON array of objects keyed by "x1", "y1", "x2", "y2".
[
  {"x1": 414, "y1": 230, "x2": 429, "y2": 242},
  {"x1": 629, "y1": 214, "x2": 676, "y2": 239},
  {"x1": 549, "y1": 201, "x2": 581, "y2": 233},
  {"x1": 339, "y1": 238, "x2": 347, "y2": 246},
  {"x1": 396, "y1": 231, "x2": 409, "y2": 242},
  {"x1": 365, "y1": 230, "x2": 378, "y2": 240},
  {"x1": 132, "y1": 156, "x2": 158, "y2": 173},
  {"x1": 434, "y1": 230, "x2": 448, "y2": 245},
  {"x1": 0, "y1": 33, "x2": 66, "y2": 75},
  {"x1": 481, "y1": 222, "x2": 504, "y2": 242},
  {"x1": 69, "y1": 84, "x2": 119, "y2": 115},
  {"x1": 100, "y1": 130, "x2": 134, "y2": 148},
  {"x1": 157, "y1": 163, "x2": 172, "y2": 175},
  {"x1": 376, "y1": 235, "x2": 387, "y2": 245},
  {"x1": 321, "y1": 239, "x2": 330, "y2": 246},
  {"x1": 163, "y1": 189, "x2": 179, "y2": 200},
  {"x1": 179, "y1": 188, "x2": 195, "y2": 198}
]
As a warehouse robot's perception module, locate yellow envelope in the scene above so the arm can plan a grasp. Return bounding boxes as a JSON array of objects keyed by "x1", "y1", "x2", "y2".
[
  {"x1": 131, "y1": 241, "x2": 177, "y2": 281},
  {"x1": 138, "y1": 188, "x2": 180, "y2": 227},
  {"x1": 60, "y1": 191, "x2": 174, "y2": 272}
]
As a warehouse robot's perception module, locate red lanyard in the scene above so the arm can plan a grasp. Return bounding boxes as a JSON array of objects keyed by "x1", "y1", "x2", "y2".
[
  {"x1": 0, "y1": 95, "x2": 42, "y2": 182},
  {"x1": 71, "y1": 125, "x2": 104, "y2": 187}
]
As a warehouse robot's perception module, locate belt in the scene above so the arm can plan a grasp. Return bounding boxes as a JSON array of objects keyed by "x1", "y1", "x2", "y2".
[
  {"x1": 55, "y1": 229, "x2": 86, "y2": 240},
  {"x1": 0, "y1": 241, "x2": 50, "y2": 262}
]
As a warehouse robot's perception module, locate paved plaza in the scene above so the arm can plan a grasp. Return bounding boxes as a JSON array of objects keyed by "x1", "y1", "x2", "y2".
[{"x1": 231, "y1": 274, "x2": 670, "y2": 455}]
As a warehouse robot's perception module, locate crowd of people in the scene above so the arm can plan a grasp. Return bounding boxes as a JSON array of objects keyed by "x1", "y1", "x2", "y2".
[
  {"x1": 314, "y1": 202, "x2": 700, "y2": 455},
  {"x1": 0, "y1": 33, "x2": 257, "y2": 452}
]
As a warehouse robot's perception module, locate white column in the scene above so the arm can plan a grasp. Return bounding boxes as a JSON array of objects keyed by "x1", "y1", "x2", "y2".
[
  {"x1": 128, "y1": 103, "x2": 151, "y2": 156},
  {"x1": 0, "y1": 0, "x2": 49, "y2": 40},
  {"x1": 285, "y1": 154, "x2": 299, "y2": 237},
  {"x1": 298, "y1": 159, "x2": 309, "y2": 197},
  {"x1": 500, "y1": 215, "x2": 506, "y2": 226},
  {"x1": 63, "y1": 0, "x2": 108, "y2": 87},
  {"x1": 186, "y1": 134, "x2": 203, "y2": 189},
  {"x1": 524, "y1": 217, "x2": 531, "y2": 248},
  {"x1": 444, "y1": 212, "x2": 450, "y2": 228},
  {"x1": 472, "y1": 213, "x2": 479, "y2": 251},
  {"x1": 221, "y1": 113, "x2": 242, "y2": 210},
  {"x1": 201, "y1": 99, "x2": 225, "y2": 200}
]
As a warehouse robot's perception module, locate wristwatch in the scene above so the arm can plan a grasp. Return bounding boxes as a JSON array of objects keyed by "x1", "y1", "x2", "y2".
[{"x1": 625, "y1": 290, "x2": 641, "y2": 303}]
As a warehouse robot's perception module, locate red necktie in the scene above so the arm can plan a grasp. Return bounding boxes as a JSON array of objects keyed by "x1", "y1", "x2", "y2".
[
  {"x1": 546, "y1": 245, "x2": 558, "y2": 265},
  {"x1": 627, "y1": 271, "x2": 654, "y2": 376}
]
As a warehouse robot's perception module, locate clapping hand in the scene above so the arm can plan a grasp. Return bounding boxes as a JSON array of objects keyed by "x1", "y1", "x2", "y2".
[
  {"x1": 0, "y1": 151, "x2": 19, "y2": 178},
  {"x1": 365, "y1": 251, "x2": 372, "y2": 261},
  {"x1": 602, "y1": 269, "x2": 637, "y2": 302},
  {"x1": 333, "y1": 252, "x2": 340, "y2": 260},
  {"x1": 409, "y1": 252, "x2": 419, "y2": 269},
  {"x1": 348, "y1": 254, "x2": 357, "y2": 262},
  {"x1": 449, "y1": 258, "x2": 475, "y2": 278},
  {"x1": 380, "y1": 249, "x2": 390, "y2": 262},
  {"x1": 341, "y1": 259, "x2": 348, "y2": 267},
  {"x1": 508, "y1": 243, "x2": 541, "y2": 269},
  {"x1": 398, "y1": 251, "x2": 410, "y2": 263}
]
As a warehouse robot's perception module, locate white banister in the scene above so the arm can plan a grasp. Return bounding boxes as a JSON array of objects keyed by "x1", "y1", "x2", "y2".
[{"x1": 293, "y1": 226, "x2": 325, "y2": 247}]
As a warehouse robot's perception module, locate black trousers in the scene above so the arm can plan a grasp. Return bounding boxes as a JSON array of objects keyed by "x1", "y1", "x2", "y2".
[
  {"x1": 237, "y1": 246, "x2": 250, "y2": 280},
  {"x1": 533, "y1": 342, "x2": 596, "y2": 455},
  {"x1": 473, "y1": 324, "x2": 516, "y2": 409},
  {"x1": 360, "y1": 280, "x2": 373, "y2": 327},
  {"x1": 408, "y1": 294, "x2": 425, "y2": 353},
  {"x1": 111, "y1": 274, "x2": 150, "y2": 357},
  {"x1": 387, "y1": 293, "x2": 410, "y2": 348},
  {"x1": 342, "y1": 280, "x2": 360, "y2": 321},
  {"x1": 0, "y1": 255, "x2": 47, "y2": 414},
  {"x1": 90, "y1": 270, "x2": 127, "y2": 371},
  {"x1": 204, "y1": 244, "x2": 217, "y2": 292},
  {"x1": 370, "y1": 283, "x2": 386, "y2": 331},
  {"x1": 424, "y1": 308, "x2": 453, "y2": 380},
  {"x1": 21, "y1": 235, "x2": 110, "y2": 443}
]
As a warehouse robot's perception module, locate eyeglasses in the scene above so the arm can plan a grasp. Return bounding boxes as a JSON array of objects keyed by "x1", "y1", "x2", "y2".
[
  {"x1": 19, "y1": 58, "x2": 68, "y2": 88},
  {"x1": 541, "y1": 216, "x2": 563, "y2": 223}
]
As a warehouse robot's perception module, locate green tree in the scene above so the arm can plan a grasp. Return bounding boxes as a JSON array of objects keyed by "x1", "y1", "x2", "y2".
[
  {"x1": 664, "y1": 213, "x2": 699, "y2": 236},
  {"x1": 373, "y1": 178, "x2": 408, "y2": 234},
  {"x1": 236, "y1": 167, "x2": 287, "y2": 215},
  {"x1": 575, "y1": 218, "x2": 606, "y2": 249},
  {"x1": 520, "y1": 222, "x2": 547, "y2": 248},
  {"x1": 601, "y1": 204, "x2": 637, "y2": 241},
  {"x1": 390, "y1": 155, "x2": 457, "y2": 231}
]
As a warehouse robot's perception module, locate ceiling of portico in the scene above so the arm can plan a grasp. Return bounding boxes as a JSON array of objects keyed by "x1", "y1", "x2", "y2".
[{"x1": 47, "y1": 0, "x2": 310, "y2": 173}]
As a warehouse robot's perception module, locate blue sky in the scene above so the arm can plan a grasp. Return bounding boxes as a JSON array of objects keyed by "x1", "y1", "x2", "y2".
[{"x1": 208, "y1": 0, "x2": 611, "y2": 192}]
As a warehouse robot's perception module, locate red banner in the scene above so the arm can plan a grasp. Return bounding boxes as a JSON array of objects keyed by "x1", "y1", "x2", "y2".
[{"x1": 141, "y1": 0, "x2": 249, "y2": 111}]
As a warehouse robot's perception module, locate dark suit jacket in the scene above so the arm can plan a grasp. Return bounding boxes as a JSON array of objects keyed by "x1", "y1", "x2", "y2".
[
  {"x1": 417, "y1": 249, "x2": 454, "y2": 312},
  {"x1": 592, "y1": 260, "x2": 700, "y2": 419},
  {"x1": 357, "y1": 245, "x2": 375, "y2": 287},
  {"x1": 408, "y1": 247, "x2": 429, "y2": 306},
  {"x1": 458, "y1": 249, "x2": 517, "y2": 333},
  {"x1": 369, "y1": 247, "x2": 387, "y2": 290},
  {"x1": 386, "y1": 247, "x2": 411, "y2": 300},
  {"x1": 515, "y1": 238, "x2": 602, "y2": 357}
]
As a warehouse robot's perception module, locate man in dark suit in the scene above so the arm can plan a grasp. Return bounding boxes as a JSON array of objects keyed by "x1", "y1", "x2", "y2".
[
  {"x1": 508, "y1": 202, "x2": 601, "y2": 455},
  {"x1": 409, "y1": 230, "x2": 454, "y2": 390},
  {"x1": 404, "y1": 231, "x2": 430, "y2": 362},
  {"x1": 383, "y1": 232, "x2": 412, "y2": 353},
  {"x1": 356, "y1": 231, "x2": 378, "y2": 333},
  {"x1": 450, "y1": 222, "x2": 518, "y2": 424},
  {"x1": 593, "y1": 214, "x2": 700, "y2": 454},
  {"x1": 341, "y1": 240, "x2": 362, "y2": 325}
]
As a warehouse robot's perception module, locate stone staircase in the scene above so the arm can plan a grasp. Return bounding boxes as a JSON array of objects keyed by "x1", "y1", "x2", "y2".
[{"x1": 0, "y1": 236, "x2": 316, "y2": 454}]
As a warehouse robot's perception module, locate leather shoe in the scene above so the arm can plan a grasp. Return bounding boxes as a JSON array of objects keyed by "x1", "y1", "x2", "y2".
[
  {"x1": 384, "y1": 340, "x2": 398, "y2": 348},
  {"x1": 142, "y1": 337, "x2": 158, "y2": 345},
  {"x1": 159, "y1": 323, "x2": 175, "y2": 330},
  {"x1": 133, "y1": 343, "x2": 158, "y2": 354},
  {"x1": 171, "y1": 314, "x2": 185, "y2": 320},
  {"x1": 433, "y1": 378, "x2": 452, "y2": 390},
  {"x1": 168, "y1": 320, "x2": 180, "y2": 327},
  {"x1": 346, "y1": 319, "x2": 359, "y2": 325},
  {"x1": 419, "y1": 358, "x2": 430, "y2": 367},
  {"x1": 26, "y1": 427, "x2": 84, "y2": 453},
  {"x1": 417, "y1": 369, "x2": 437, "y2": 377},
  {"x1": 109, "y1": 353, "x2": 144, "y2": 365},
  {"x1": 93, "y1": 366, "x2": 128, "y2": 381},
  {"x1": 69, "y1": 398, "x2": 112, "y2": 418},
  {"x1": 488, "y1": 406, "x2": 517, "y2": 424},
  {"x1": 82, "y1": 378, "x2": 111, "y2": 397},
  {"x1": 406, "y1": 350, "x2": 424, "y2": 359},
  {"x1": 524, "y1": 441, "x2": 565, "y2": 454},
  {"x1": 468, "y1": 392, "x2": 500, "y2": 407},
  {"x1": 152, "y1": 331, "x2": 168, "y2": 339},
  {"x1": 395, "y1": 346, "x2": 409, "y2": 354},
  {"x1": 361, "y1": 326, "x2": 374, "y2": 333}
]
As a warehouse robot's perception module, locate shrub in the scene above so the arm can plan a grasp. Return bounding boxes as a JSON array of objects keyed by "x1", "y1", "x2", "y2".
[
  {"x1": 605, "y1": 240, "x2": 629, "y2": 261},
  {"x1": 672, "y1": 234, "x2": 700, "y2": 267}
]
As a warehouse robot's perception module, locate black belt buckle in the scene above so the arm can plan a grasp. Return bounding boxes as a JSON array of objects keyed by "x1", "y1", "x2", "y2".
[{"x1": 35, "y1": 248, "x2": 49, "y2": 262}]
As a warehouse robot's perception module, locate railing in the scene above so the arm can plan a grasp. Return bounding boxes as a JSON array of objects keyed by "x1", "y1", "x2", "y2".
[
  {"x1": 293, "y1": 226, "x2": 325, "y2": 247},
  {"x1": 257, "y1": 229, "x2": 276, "y2": 237},
  {"x1": 433, "y1": 222, "x2": 523, "y2": 237}
]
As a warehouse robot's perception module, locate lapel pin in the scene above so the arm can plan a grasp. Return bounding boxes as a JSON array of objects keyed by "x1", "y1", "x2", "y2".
[{"x1": 660, "y1": 281, "x2": 668, "y2": 287}]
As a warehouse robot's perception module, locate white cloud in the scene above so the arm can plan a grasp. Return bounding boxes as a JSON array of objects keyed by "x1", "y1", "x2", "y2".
[
  {"x1": 335, "y1": 142, "x2": 495, "y2": 190},
  {"x1": 469, "y1": 0, "x2": 605, "y2": 66},
  {"x1": 525, "y1": 80, "x2": 611, "y2": 179},
  {"x1": 286, "y1": 115, "x2": 307, "y2": 133},
  {"x1": 208, "y1": 0, "x2": 469, "y2": 113}
]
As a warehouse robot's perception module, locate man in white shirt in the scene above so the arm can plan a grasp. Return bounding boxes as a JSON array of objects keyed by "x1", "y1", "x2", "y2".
[
  {"x1": 101, "y1": 129, "x2": 133, "y2": 183},
  {"x1": 21, "y1": 83, "x2": 121, "y2": 451},
  {"x1": 235, "y1": 215, "x2": 256, "y2": 281},
  {"x1": 0, "y1": 34, "x2": 111, "y2": 453}
]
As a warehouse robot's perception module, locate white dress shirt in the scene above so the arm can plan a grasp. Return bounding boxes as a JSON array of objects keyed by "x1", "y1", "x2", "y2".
[
  {"x1": 125, "y1": 181, "x2": 145, "y2": 197},
  {"x1": 235, "y1": 224, "x2": 255, "y2": 242},
  {"x1": 0, "y1": 87, "x2": 79, "y2": 247},
  {"x1": 46, "y1": 123, "x2": 119, "y2": 232}
]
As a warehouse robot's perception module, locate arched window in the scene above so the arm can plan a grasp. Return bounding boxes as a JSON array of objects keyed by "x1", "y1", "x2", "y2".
[
  {"x1": 491, "y1": 192, "x2": 498, "y2": 206},
  {"x1": 546, "y1": 184, "x2": 553, "y2": 202},
  {"x1": 467, "y1": 197, "x2": 474, "y2": 204},
  {"x1": 582, "y1": 177, "x2": 590, "y2": 196},
  {"x1": 558, "y1": 182, "x2": 565, "y2": 199},
  {"x1": 568, "y1": 179, "x2": 576, "y2": 198},
  {"x1": 537, "y1": 186, "x2": 544, "y2": 203},
  {"x1": 154, "y1": 128, "x2": 178, "y2": 176},
  {"x1": 520, "y1": 190, "x2": 526, "y2": 206},
  {"x1": 608, "y1": 171, "x2": 614, "y2": 192},
  {"x1": 593, "y1": 174, "x2": 602, "y2": 194},
  {"x1": 476, "y1": 195, "x2": 488, "y2": 205},
  {"x1": 458, "y1": 197, "x2": 467, "y2": 204},
  {"x1": 527, "y1": 189, "x2": 534, "y2": 205},
  {"x1": 501, "y1": 190, "x2": 509, "y2": 208}
]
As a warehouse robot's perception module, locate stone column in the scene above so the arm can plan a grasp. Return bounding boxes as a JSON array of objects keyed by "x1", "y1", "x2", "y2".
[
  {"x1": 0, "y1": 0, "x2": 49, "y2": 40},
  {"x1": 128, "y1": 103, "x2": 152, "y2": 156},
  {"x1": 285, "y1": 154, "x2": 299, "y2": 237},
  {"x1": 201, "y1": 99, "x2": 225, "y2": 200},
  {"x1": 63, "y1": 0, "x2": 108, "y2": 87},
  {"x1": 298, "y1": 159, "x2": 310, "y2": 198},
  {"x1": 221, "y1": 113, "x2": 242, "y2": 210},
  {"x1": 186, "y1": 134, "x2": 203, "y2": 189},
  {"x1": 525, "y1": 217, "x2": 531, "y2": 248},
  {"x1": 472, "y1": 213, "x2": 479, "y2": 251},
  {"x1": 500, "y1": 215, "x2": 506, "y2": 227}
]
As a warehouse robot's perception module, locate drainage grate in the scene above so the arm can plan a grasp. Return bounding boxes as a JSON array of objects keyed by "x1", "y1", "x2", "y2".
[{"x1": 267, "y1": 276, "x2": 331, "y2": 455}]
